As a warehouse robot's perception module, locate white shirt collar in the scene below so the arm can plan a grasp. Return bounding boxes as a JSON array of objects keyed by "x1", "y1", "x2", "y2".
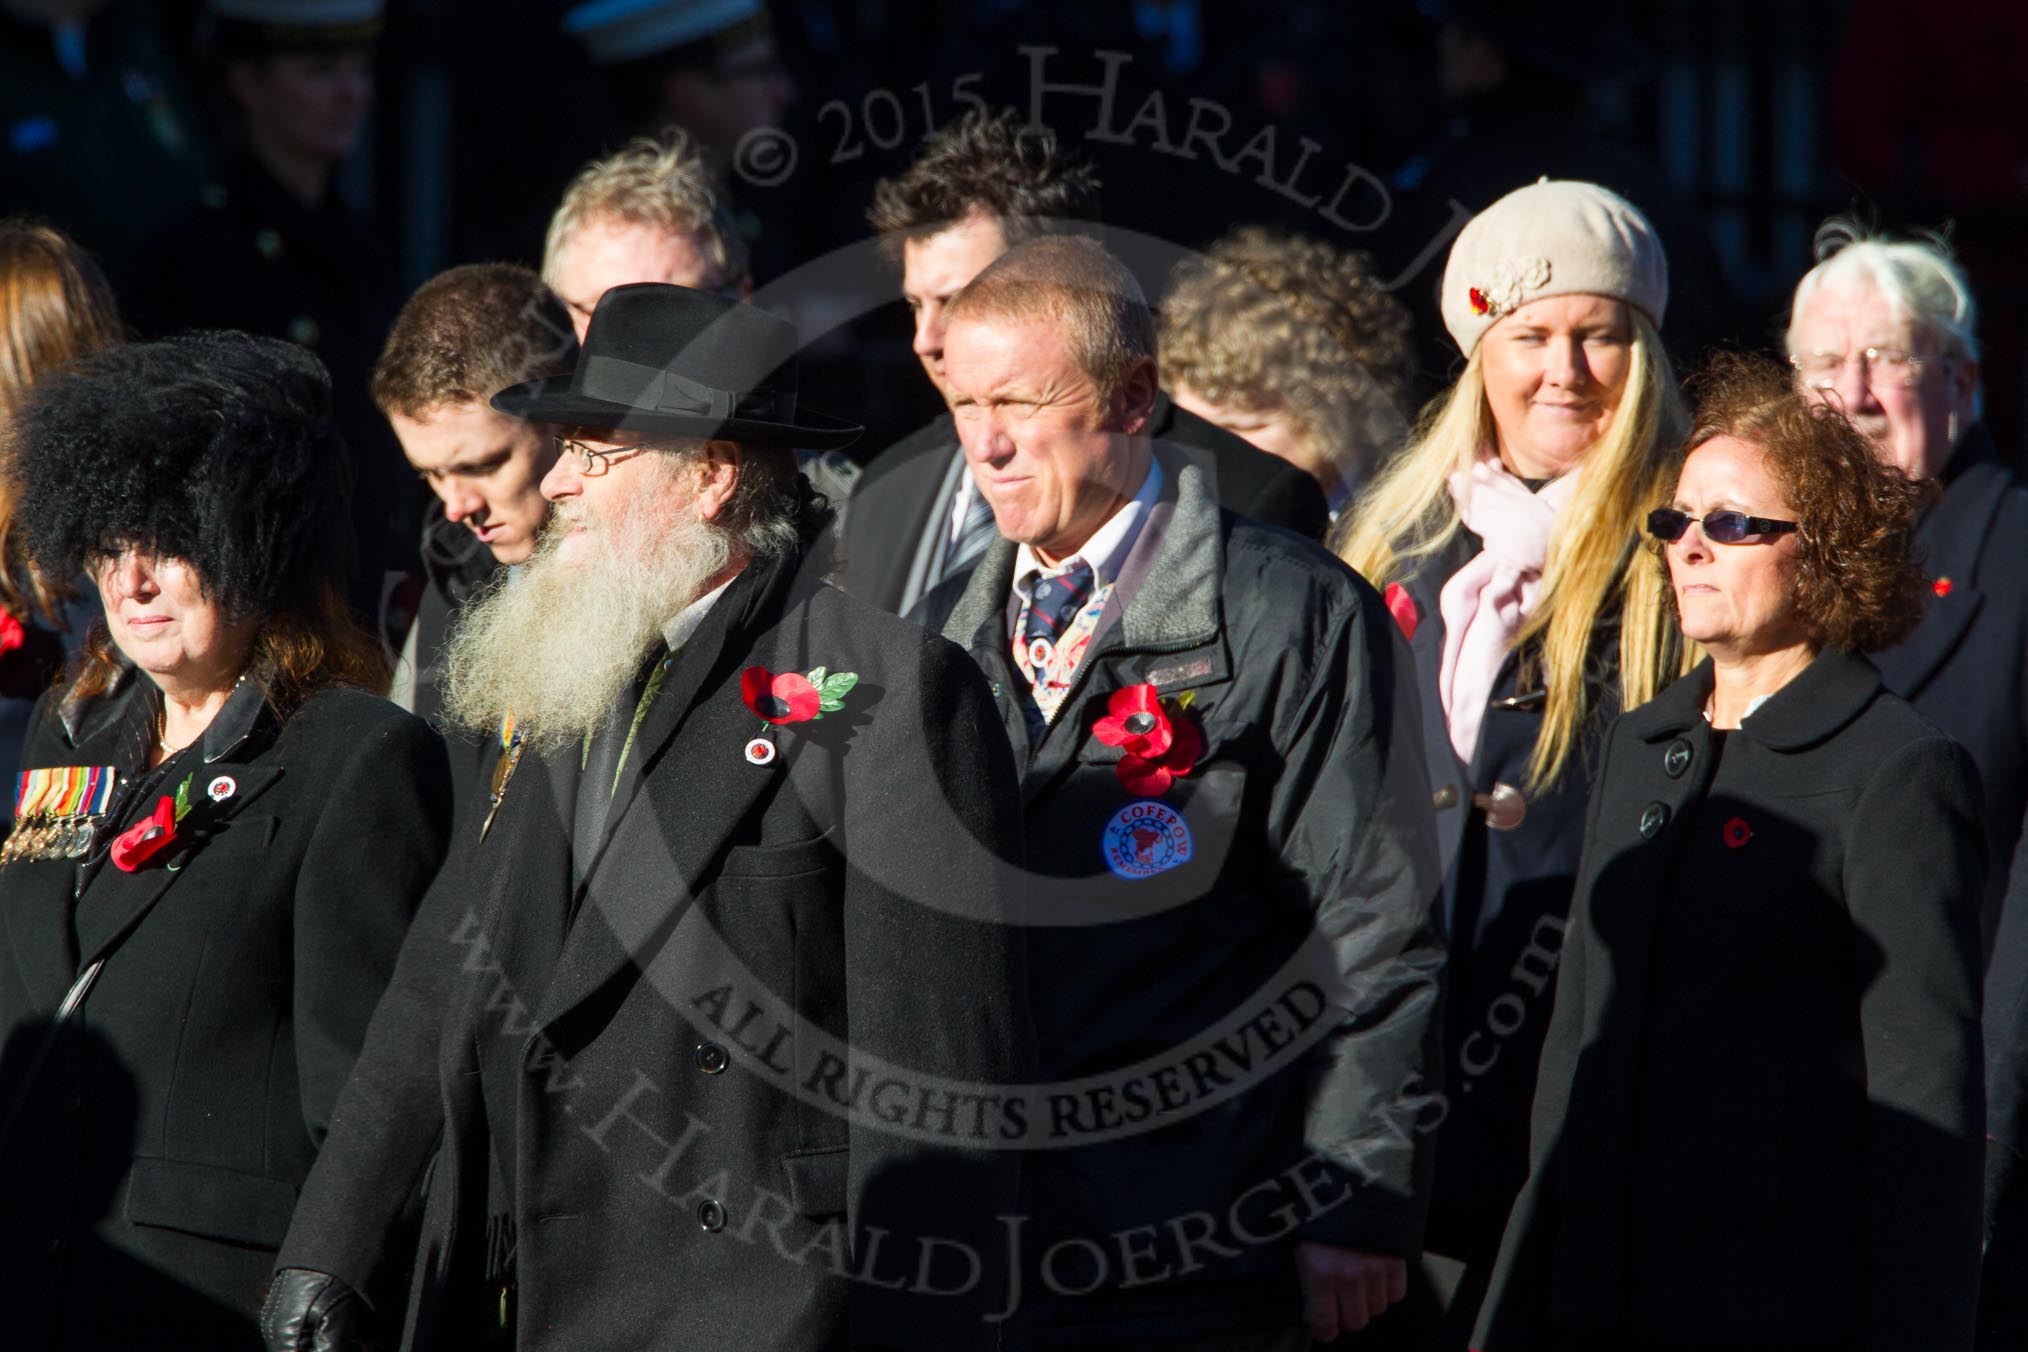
[
  {"x1": 1012, "y1": 456, "x2": 1163, "y2": 598},
  {"x1": 662, "y1": 573, "x2": 738, "y2": 652}
]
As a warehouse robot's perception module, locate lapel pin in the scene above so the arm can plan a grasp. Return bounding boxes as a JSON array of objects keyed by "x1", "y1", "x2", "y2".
[
  {"x1": 1933, "y1": 576, "x2": 1953, "y2": 598},
  {"x1": 744, "y1": 737, "x2": 776, "y2": 766},
  {"x1": 1723, "y1": 815, "x2": 1752, "y2": 849},
  {"x1": 207, "y1": 774, "x2": 236, "y2": 803}
]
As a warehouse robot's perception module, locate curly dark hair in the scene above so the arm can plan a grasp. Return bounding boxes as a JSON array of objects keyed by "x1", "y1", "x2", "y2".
[
  {"x1": 1672, "y1": 352, "x2": 1932, "y2": 653},
  {"x1": 7, "y1": 330, "x2": 386, "y2": 711},
  {"x1": 866, "y1": 108, "x2": 1100, "y2": 259}
]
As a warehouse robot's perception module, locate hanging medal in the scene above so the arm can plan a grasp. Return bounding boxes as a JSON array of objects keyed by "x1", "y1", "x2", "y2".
[
  {"x1": 4, "y1": 765, "x2": 116, "y2": 862},
  {"x1": 480, "y1": 712, "x2": 525, "y2": 842}
]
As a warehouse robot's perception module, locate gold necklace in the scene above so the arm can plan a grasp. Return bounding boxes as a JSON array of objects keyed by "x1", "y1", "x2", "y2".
[{"x1": 157, "y1": 673, "x2": 249, "y2": 754}]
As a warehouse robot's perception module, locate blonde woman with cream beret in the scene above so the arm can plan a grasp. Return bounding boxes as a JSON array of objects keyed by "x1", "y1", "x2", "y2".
[{"x1": 1337, "y1": 178, "x2": 1691, "y2": 1348}]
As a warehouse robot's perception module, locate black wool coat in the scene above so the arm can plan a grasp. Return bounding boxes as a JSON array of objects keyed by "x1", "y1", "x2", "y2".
[
  {"x1": 1387, "y1": 533, "x2": 1625, "y2": 1273},
  {"x1": 921, "y1": 455, "x2": 1445, "y2": 1345},
  {"x1": 839, "y1": 394, "x2": 1329, "y2": 615},
  {"x1": 0, "y1": 673, "x2": 451, "y2": 1350},
  {"x1": 1869, "y1": 428, "x2": 2028, "y2": 1349},
  {"x1": 1870, "y1": 424, "x2": 2028, "y2": 947},
  {"x1": 275, "y1": 544, "x2": 1032, "y2": 1351},
  {"x1": 1474, "y1": 651, "x2": 1987, "y2": 1352}
]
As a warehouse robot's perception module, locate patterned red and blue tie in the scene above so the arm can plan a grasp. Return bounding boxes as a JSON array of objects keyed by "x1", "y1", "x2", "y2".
[{"x1": 1016, "y1": 559, "x2": 1096, "y2": 742}]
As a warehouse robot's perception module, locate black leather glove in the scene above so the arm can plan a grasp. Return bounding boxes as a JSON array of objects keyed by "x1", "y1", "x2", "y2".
[{"x1": 260, "y1": 1268, "x2": 376, "y2": 1352}]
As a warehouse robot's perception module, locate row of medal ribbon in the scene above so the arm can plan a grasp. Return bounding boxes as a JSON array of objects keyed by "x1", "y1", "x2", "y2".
[{"x1": 2, "y1": 765, "x2": 117, "y2": 864}]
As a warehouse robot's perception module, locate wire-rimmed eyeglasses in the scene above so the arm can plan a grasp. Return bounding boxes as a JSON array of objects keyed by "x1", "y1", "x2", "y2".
[
  {"x1": 1789, "y1": 346, "x2": 1945, "y2": 391},
  {"x1": 553, "y1": 436, "x2": 654, "y2": 475}
]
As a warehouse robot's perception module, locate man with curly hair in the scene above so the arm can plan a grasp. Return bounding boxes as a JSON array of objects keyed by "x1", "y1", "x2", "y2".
[{"x1": 843, "y1": 109, "x2": 1328, "y2": 615}]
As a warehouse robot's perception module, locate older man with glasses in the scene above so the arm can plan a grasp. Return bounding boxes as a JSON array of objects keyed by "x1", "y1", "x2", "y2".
[
  {"x1": 262, "y1": 284, "x2": 1029, "y2": 1352},
  {"x1": 1786, "y1": 220, "x2": 2027, "y2": 945},
  {"x1": 1785, "y1": 220, "x2": 2028, "y2": 1349}
]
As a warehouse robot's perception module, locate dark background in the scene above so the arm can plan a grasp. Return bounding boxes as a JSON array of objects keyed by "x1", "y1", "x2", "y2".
[{"x1": 11, "y1": 0, "x2": 2028, "y2": 471}]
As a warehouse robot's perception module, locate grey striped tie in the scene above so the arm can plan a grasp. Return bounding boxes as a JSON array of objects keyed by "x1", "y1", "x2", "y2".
[{"x1": 945, "y1": 488, "x2": 999, "y2": 576}]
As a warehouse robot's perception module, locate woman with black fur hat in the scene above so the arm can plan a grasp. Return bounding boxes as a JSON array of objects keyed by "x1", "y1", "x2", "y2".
[{"x1": 0, "y1": 330, "x2": 451, "y2": 1349}]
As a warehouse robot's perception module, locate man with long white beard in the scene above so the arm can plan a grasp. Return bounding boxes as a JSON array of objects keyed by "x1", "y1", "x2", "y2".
[{"x1": 260, "y1": 284, "x2": 1032, "y2": 1352}]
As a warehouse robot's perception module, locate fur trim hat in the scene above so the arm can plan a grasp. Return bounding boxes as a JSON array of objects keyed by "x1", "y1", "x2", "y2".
[
  {"x1": 9, "y1": 331, "x2": 353, "y2": 620},
  {"x1": 1440, "y1": 179, "x2": 1668, "y2": 355}
]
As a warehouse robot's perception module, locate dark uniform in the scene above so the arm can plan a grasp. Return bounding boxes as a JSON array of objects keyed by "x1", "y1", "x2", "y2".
[
  {"x1": 128, "y1": 149, "x2": 415, "y2": 618},
  {"x1": 0, "y1": 672, "x2": 450, "y2": 1350}
]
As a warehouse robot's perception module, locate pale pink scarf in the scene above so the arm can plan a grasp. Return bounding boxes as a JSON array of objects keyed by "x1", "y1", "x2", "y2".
[{"x1": 1437, "y1": 457, "x2": 1581, "y2": 762}]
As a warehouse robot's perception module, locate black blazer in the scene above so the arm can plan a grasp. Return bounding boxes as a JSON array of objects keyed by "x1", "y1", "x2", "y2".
[
  {"x1": 406, "y1": 505, "x2": 502, "y2": 812},
  {"x1": 276, "y1": 544, "x2": 1032, "y2": 1351},
  {"x1": 838, "y1": 393, "x2": 1330, "y2": 614},
  {"x1": 1870, "y1": 424, "x2": 2028, "y2": 946},
  {"x1": 1475, "y1": 651, "x2": 1987, "y2": 1352},
  {"x1": 1389, "y1": 535, "x2": 1625, "y2": 1268},
  {"x1": 922, "y1": 454, "x2": 1445, "y2": 1344},
  {"x1": 0, "y1": 674, "x2": 451, "y2": 1350}
]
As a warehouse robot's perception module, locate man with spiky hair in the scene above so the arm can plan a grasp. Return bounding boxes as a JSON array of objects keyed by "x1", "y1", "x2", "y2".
[{"x1": 844, "y1": 108, "x2": 1327, "y2": 616}]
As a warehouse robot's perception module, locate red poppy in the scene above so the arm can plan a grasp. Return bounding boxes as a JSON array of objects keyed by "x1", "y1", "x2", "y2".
[
  {"x1": 1383, "y1": 582, "x2": 1419, "y2": 642},
  {"x1": 740, "y1": 667, "x2": 820, "y2": 725},
  {"x1": 0, "y1": 610, "x2": 22, "y2": 657},
  {"x1": 1095, "y1": 683, "x2": 1203, "y2": 796},
  {"x1": 1093, "y1": 684, "x2": 1173, "y2": 757},
  {"x1": 111, "y1": 795, "x2": 179, "y2": 872},
  {"x1": 1723, "y1": 816, "x2": 1752, "y2": 850},
  {"x1": 1933, "y1": 576, "x2": 1954, "y2": 598},
  {"x1": 1468, "y1": 286, "x2": 1491, "y2": 316}
]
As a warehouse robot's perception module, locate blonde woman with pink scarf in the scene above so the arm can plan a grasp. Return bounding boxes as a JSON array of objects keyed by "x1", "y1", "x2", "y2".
[{"x1": 1336, "y1": 179, "x2": 1690, "y2": 1350}]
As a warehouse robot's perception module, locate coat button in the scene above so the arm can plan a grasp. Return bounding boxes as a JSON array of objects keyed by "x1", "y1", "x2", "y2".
[
  {"x1": 694, "y1": 1043, "x2": 728, "y2": 1075},
  {"x1": 1432, "y1": 785, "x2": 1459, "y2": 810},
  {"x1": 1663, "y1": 740, "x2": 1692, "y2": 778},
  {"x1": 697, "y1": 1199, "x2": 727, "y2": 1232},
  {"x1": 1639, "y1": 802, "x2": 1669, "y2": 838},
  {"x1": 1474, "y1": 782, "x2": 1527, "y2": 831}
]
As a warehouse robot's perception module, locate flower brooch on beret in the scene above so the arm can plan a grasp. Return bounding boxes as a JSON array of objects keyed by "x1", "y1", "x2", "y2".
[{"x1": 1467, "y1": 256, "x2": 1554, "y2": 321}]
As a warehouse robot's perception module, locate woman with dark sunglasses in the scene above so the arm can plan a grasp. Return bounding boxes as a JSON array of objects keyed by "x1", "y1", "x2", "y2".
[{"x1": 1475, "y1": 353, "x2": 1987, "y2": 1351}]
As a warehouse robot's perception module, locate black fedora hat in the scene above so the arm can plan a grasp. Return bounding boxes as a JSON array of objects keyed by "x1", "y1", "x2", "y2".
[{"x1": 491, "y1": 283, "x2": 862, "y2": 449}]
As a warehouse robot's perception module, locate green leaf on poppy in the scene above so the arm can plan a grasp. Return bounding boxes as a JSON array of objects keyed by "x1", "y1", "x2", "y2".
[
  {"x1": 173, "y1": 773, "x2": 193, "y2": 823},
  {"x1": 819, "y1": 698, "x2": 844, "y2": 713},
  {"x1": 806, "y1": 665, "x2": 828, "y2": 687},
  {"x1": 821, "y1": 671, "x2": 859, "y2": 700}
]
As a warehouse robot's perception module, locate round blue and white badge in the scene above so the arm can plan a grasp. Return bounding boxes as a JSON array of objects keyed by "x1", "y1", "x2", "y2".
[{"x1": 1101, "y1": 800, "x2": 1193, "y2": 880}]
